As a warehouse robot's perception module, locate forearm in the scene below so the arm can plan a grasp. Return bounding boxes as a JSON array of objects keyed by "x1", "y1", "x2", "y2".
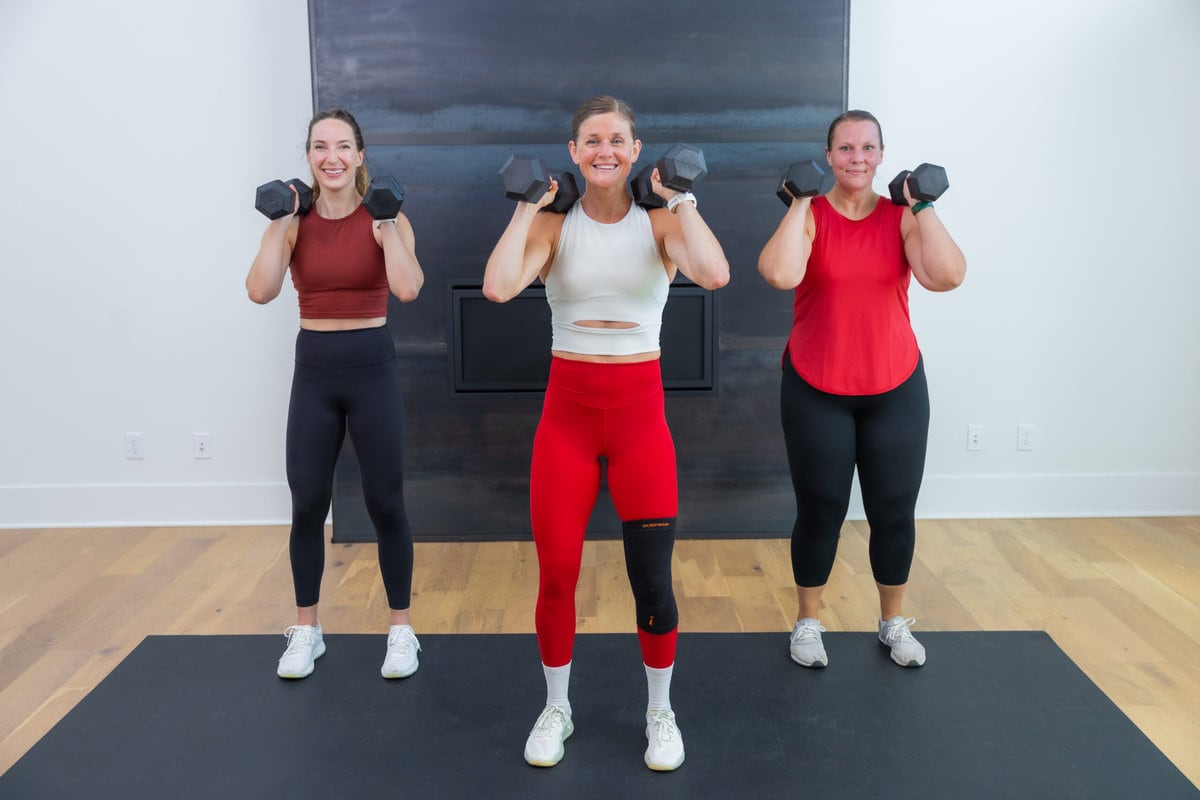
[
  {"x1": 379, "y1": 219, "x2": 423, "y2": 303},
  {"x1": 913, "y1": 209, "x2": 966, "y2": 290},
  {"x1": 483, "y1": 203, "x2": 541, "y2": 302},
  {"x1": 671, "y1": 203, "x2": 729, "y2": 289},
  {"x1": 757, "y1": 201, "x2": 811, "y2": 290},
  {"x1": 246, "y1": 220, "x2": 291, "y2": 304}
]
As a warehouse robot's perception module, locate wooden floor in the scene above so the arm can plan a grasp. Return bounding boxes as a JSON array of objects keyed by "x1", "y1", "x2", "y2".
[{"x1": 1, "y1": 517, "x2": 1198, "y2": 788}]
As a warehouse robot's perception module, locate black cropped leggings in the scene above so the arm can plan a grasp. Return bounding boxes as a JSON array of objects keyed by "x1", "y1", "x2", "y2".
[
  {"x1": 781, "y1": 356, "x2": 929, "y2": 588},
  {"x1": 286, "y1": 326, "x2": 413, "y2": 609}
]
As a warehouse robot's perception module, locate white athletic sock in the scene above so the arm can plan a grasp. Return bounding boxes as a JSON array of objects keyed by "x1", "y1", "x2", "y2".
[
  {"x1": 543, "y1": 662, "x2": 571, "y2": 715},
  {"x1": 645, "y1": 663, "x2": 674, "y2": 714}
]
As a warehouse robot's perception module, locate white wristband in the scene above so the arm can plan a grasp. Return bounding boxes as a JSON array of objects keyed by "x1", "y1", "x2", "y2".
[
  {"x1": 374, "y1": 217, "x2": 397, "y2": 229},
  {"x1": 667, "y1": 192, "x2": 697, "y2": 214}
]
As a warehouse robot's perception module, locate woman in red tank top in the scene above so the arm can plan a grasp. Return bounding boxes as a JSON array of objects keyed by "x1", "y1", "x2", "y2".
[{"x1": 759, "y1": 110, "x2": 966, "y2": 670}]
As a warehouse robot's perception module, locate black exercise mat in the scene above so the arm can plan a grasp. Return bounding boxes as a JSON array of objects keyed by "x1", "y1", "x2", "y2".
[{"x1": 2, "y1": 632, "x2": 1195, "y2": 799}]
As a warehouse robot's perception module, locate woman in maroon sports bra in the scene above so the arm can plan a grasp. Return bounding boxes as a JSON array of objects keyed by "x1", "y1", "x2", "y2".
[{"x1": 246, "y1": 108, "x2": 425, "y2": 682}]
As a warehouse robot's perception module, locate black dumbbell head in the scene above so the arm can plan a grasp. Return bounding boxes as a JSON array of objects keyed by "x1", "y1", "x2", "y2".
[
  {"x1": 888, "y1": 170, "x2": 912, "y2": 206},
  {"x1": 500, "y1": 155, "x2": 551, "y2": 203},
  {"x1": 255, "y1": 178, "x2": 312, "y2": 220},
  {"x1": 631, "y1": 164, "x2": 665, "y2": 209},
  {"x1": 777, "y1": 160, "x2": 833, "y2": 207},
  {"x1": 656, "y1": 143, "x2": 707, "y2": 192},
  {"x1": 363, "y1": 176, "x2": 405, "y2": 220},
  {"x1": 907, "y1": 163, "x2": 949, "y2": 202},
  {"x1": 542, "y1": 170, "x2": 580, "y2": 214},
  {"x1": 288, "y1": 179, "x2": 313, "y2": 215}
]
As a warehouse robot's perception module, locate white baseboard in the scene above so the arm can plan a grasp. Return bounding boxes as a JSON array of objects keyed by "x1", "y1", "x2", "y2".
[
  {"x1": 0, "y1": 482, "x2": 293, "y2": 529},
  {"x1": 909, "y1": 472, "x2": 1200, "y2": 519}
]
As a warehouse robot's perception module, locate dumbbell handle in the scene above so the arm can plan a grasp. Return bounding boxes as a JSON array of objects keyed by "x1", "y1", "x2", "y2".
[{"x1": 888, "y1": 163, "x2": 948, "y2": 206}]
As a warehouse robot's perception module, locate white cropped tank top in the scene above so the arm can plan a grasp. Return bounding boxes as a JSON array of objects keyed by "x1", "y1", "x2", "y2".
[{"x1": 545, "y1": 201, "x2": 669, "y2": 356}]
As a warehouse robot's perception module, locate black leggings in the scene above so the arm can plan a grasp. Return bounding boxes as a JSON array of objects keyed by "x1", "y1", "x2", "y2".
[
  {"x1": 286, "y1": 326, "x2": 413, "y2": 609},
  {"x1": 781, "y1": 356, "x2": 929, "y2": 587}
]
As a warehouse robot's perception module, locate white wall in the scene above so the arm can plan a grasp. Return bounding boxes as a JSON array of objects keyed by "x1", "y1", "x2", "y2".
[
  {"x1": 1, "y1": 0, "x2": 1196, "y2": 528},
  {"x1": 849, "y1": 0, "x2": 1200, "y2": 517}
]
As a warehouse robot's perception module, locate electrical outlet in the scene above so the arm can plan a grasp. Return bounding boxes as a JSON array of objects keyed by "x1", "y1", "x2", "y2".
[
  {"x1": 193, "y1": 433, "x2": 212, "y2": 459},
  {"x1": 125, "y1": 433, "x2": 144, "y2": 460},
  {"x1": 967, "y1": 425, "x2": 984, "y2": 451},
  {"x1": 1017, "y1": 424, "x2": 1035, "y2": 451}
]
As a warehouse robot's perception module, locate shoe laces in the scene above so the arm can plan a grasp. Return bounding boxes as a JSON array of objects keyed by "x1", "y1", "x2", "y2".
[
  {"x1": 647, "y1": 709, "x2": 680, "y2": 743},
  {"x1": 532, "y1": 705, "x2": 569, "y2": 737},
  {"x1": 282, "y1": 625, "x2": 318, "y2": 656},
  {"x1": 791, "y1": 621, "x2": 826, "y2": 644},
  {"x1": 387, "y1": 625, "x2": 420, "y2": 655},
  {"x1": 880, "y1": 617, "x2": 917, "y2": 645}
]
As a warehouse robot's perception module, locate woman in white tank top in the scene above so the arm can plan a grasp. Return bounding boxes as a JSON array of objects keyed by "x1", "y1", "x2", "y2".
[{"x1": 484, "y1": 95, "x2": 729, "y2": 772}]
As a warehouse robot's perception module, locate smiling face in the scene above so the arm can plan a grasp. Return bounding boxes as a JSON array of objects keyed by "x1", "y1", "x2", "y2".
[
  {"x1": 306, "y1": 117, "x2": 364, "y2": 194},
  {"x1": 568, "y1": 111, "x2": 641, "y2": 189},
  {"x1": 825, "y1": 118, "x2": 884, "y2": 192}
]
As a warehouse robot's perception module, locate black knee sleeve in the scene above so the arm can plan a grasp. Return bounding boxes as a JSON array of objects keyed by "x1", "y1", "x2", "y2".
[{"x1": 622, "y1": 518, "x2": 678, "y2": 634}]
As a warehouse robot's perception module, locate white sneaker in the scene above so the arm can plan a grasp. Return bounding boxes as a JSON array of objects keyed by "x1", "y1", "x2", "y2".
[
  {"x1": 524, "y1": 705, "x2": 573, "y2": 767},
  {"x1": 277, "y1": 624, "x2": 325, "y2": 678},
  {"x1": 644, "y1": 708, "x2": 685, "y2": 771},
  {"x1": 789, "y1": 618, "x2": 828, "y2": 668},
  {"x1": 381, "y1": 624, "x2": 421, "y2": 679},
  {"x1": 879, "y1": 616, "x2": 926, "y2": 667}
]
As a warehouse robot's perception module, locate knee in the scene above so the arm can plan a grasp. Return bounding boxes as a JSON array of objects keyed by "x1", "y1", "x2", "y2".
[
  {"x1": 622, "y1": 518, "x2": 679, "y2": 634},
  {"x1": 364, "y1": 496, "x2": 408, "y2": 537},
  {"x1": 290, "y1": 488, "x2": 332, "y2": 528},
  {"x1": 538, "y1": 568, "x2": 579, "y2": 606}
]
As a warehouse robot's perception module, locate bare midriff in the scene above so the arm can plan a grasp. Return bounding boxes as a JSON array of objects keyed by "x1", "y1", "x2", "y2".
[{"x1": 299, "y1": 316, "x2": 387, "y2": 331}]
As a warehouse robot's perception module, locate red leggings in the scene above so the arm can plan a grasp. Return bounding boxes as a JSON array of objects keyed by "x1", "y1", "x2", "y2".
[{"x1": 531, "y1": 357, "x2": 679, "y2": 668}]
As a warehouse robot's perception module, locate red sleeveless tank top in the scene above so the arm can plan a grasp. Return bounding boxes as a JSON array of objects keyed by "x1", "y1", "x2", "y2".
[
  {"x1": 290, "y1": 203, "x2": 388, "y2": 319},
  {"x1": 785, "y1": 195, "x2": 919, "y2": 395}
]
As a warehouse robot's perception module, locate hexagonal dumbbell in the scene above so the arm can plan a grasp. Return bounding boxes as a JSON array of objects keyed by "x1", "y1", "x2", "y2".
[
  {"x1": 363, "y1": 176, "x2": 405, "y2": 220},
  {"x1": 499, "y1": 155, "x2": 578, "y2": 213},
  {"x1": 776, "y1": 160, "x2": 834, "y2": 207},
  {"x1": 254, "y1": 178, "x2": 312, "y2": 220},
  {"x1": 888, "y1": 163, "x2": 949, "y2": 206},
  {"x1": 500, "y1": 155, "x2": 551, "y2": 203},
  {"x1": 655, "y1": 142, "x2": 707, "y2": 192},
  {"x1": 631, "y1": 163, "x2": 665, "y2": 210}
]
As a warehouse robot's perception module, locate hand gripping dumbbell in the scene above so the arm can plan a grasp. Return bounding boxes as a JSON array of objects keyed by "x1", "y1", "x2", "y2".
[
  {"x1": 776, "y1": 160, "x2": 834, "y2": 207},
  {"x1": 254, "y1": 178, "x2": 313, "y2": 220},
  {"x1": 632, "y1": 142, "x2": 708, "y2": 210},
  {"x1": 363, "y1": 176, "x2": 405, "y2": 220},
  {"x1": 499, "y1": 155, "x2": 580, "y2": 213},
  {"x1": 887, "y1": 163, "x2": 949, "y2": 206},
  {"x1": 631, "y1": 163, "x2": 664, "y2": 209}
]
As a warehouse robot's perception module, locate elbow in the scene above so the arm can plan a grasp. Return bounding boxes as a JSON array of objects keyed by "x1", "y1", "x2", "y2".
[
  {"x1": 937, "y1": 260, "x2": 968, "y2": 292},
  {"x1": 694, "y1": 258, "x2": 730, "y2": 291},
  {"x1": 246, "y1": 286, "x2": 276, "y2": 305},
  {"x1": 393, "y1": 277, "x2": 424, "y2": 304},
  {"x1": 700, "y1": 270, "x2": 730, "y2": 292},
  {"x1": 927, "y1": 270, "x2": 966, "y2": 293},
  {"x1": 482, "y1": 280, "x2": 514, "y2": 304},
  {"x1": 757, "y1": 262, "x2": 794, "y2": 291}
]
